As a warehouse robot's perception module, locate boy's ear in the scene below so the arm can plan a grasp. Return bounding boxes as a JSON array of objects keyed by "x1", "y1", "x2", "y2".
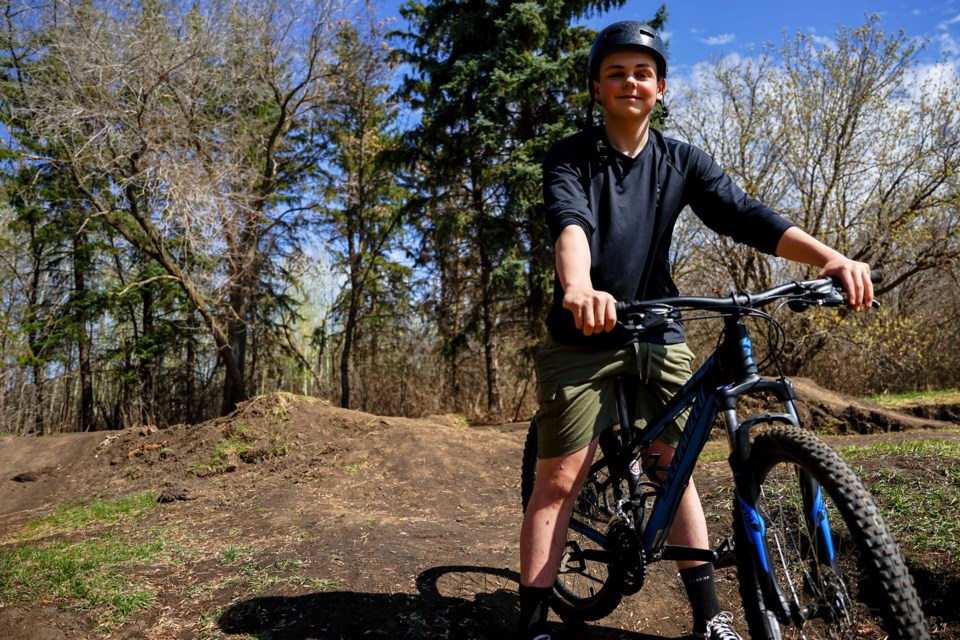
[{"x1": 593, "y1": 79, "x2": 601, "y2": 105}]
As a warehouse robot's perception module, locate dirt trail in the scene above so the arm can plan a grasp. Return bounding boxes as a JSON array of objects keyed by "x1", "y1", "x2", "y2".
[{"x1": 0, "y1": 384, "x2": 957, "y2": 639}]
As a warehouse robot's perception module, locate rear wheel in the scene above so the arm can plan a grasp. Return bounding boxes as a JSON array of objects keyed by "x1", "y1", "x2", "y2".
[
  {"x1": 520, "y1": 421, "x2": 626, "y2": 622},
  {"x1": 736, "y1": 425, "x2": 929, "y2": 639}
]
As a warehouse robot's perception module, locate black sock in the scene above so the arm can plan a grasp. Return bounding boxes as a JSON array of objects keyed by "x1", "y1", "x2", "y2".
[
  {"x1": 680, "y1": 563, "x2": 721, "y2": 633},
  {"x1": 517, "y1": 584, "x2": 552, "y2": 638}
]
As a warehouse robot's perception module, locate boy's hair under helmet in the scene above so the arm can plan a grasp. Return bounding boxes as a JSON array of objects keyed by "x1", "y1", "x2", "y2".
[{"x1": 588, "y1": 21, "x2": 668, "y2": 80}]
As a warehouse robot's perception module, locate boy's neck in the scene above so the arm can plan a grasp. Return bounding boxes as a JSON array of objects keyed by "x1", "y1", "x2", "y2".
[{"x1": 603, "y1": 118, "x2": 651, "y2": 159}]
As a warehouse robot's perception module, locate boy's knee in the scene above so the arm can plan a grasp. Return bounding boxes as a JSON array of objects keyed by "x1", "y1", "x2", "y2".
[
  {"x1": 533, "y1": 451, "x2": 594, "y2": 504},
  {"x1": 532, "y1": 466, "x2": 579, "y2": 504}
]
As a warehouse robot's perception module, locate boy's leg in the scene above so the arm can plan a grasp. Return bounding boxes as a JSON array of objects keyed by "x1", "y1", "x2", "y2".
[
  {"x1": 519, "y1": 335, "x2": 630, "y2": 638},
  {"x1": 519, "y1": 440, "x2": 600, "y2": 587},
  {"x1": 517, "y1": 440, "x2": 599, "y2": 639},
  {"x1": 637, "y1": 343, "x2": 740, "y2": 638},
  {"x1": 643, "y1": 439, "x2": 710, "y2": 566},
  {"x1": 644, "y1": 439, "x2": 723, "y2": 635}
]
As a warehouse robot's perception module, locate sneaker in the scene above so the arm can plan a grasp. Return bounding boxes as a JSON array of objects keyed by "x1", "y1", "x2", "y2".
[
  {"x1": 517, "y1": 623, "x2": 553, "y2": 640},
  {"x1": 703, "y1": 612, "x2": 743, "y2": 640}
]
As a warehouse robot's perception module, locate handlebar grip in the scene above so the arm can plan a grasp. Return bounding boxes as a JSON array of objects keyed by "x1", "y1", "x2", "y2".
[{"x1": 830, "y1": 268, "x2": 883, "y2": 290}]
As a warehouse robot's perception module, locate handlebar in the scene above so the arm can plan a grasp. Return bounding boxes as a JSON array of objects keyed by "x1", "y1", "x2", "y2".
[{"x1": 616, "y1": 270, "x2": 882, "y2": 332}]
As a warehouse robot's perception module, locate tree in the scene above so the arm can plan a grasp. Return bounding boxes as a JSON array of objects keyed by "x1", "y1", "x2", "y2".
[
  {"x1": 668, "y1": 17, "x2": 960, "y2": 390},
  {"x1": 396, "y1": 0, "x2": 664, "y2": 416},
  {"x1": 2, "y1": 0, "x2": 342, "y2": 419},
  {"x1": 320, "y1": 14, "x2": 410, "y2": 409}
]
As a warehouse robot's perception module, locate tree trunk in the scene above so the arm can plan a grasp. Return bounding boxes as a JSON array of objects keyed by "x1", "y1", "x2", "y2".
[
  {"x1": 221, "y1": 285, "x2": 248, "y2": 415},
  {"x1": 141, "y1": 286, "x2": 155, "y2": 425},
  {"x1": 185, "y1": 311, "x2": 197, "y2": 424},
  {"x1": 73, "y1": 229, "x2": 94, "y2": 431},
  {"x1": 478, "y1": 219, "x2": 502, "y2": 415},
  {"x1": 340, "y1": 276, "x2": 360, "y2": 409},
  {"x1": 27, "y1": 240, "x2": 45, "y2": 435}
]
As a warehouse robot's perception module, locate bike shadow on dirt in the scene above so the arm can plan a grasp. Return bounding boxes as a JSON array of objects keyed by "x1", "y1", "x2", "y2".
[{"x1": 218, "y1": 564, "x2": 678, "y2": 639}]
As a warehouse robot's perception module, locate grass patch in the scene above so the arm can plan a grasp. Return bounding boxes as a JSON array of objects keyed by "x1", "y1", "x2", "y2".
[
  {"x1": 865, "y1": 388, "x2": 960, "y2": 406},
  {"x1": 836, "y1": 439, "x2": 960, "y2": 564},
  {"x1": 220, "y1": 544, "x2": 249, "y2": 564},
  {"x1": 0, "y1": 493, "x2": 163, "y2": 626},
  {"x1": 0, "y1": 533, "x2": 162, "y2": 623},
  {"x1": 189, "y1": 424, "x2": 290, "y2": 476},
  {"x1": 266, "y1": 433, "x2": 292, "y2": 458},
  {"x1": 243, "y1": 557, "x2": 339, "y2": 593},
  {"x1": 345, "y1": 455, "x2": 370, "y2": 474},
  {"x1": 189, "y1": 423, "x2": 255, "y2": 476},
  {"x1": 26, "y1": 492, "x2": 157, "y2": 534},
  {"x1": 837, "y1": 439, "x2": 960, "y2": 461},
  {"x1": 858, "y1": 466, "x2": 960, "y2": 563}
]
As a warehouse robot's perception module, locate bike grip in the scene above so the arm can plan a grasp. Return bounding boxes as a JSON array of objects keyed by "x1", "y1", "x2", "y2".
[{"x1": 830, "y1": 269, "x2": 883, "y2": 290}]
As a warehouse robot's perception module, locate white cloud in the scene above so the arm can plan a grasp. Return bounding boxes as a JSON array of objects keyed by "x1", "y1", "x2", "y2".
[
  {"x1": 939, "y1": 32, "x2": 960, "y2": 57},
  {"x1": 939, "y1": 13, "x2": 960, "y2": 30},
  {"x1": 810, "y1": 34, "x2": 835, "y2": 47},
  {"x1": 907, "y1": 61, "x2": 960, "y2": 101},
  {"x1": 701, "y1": 33, "x2": 735, "y2": 46}
]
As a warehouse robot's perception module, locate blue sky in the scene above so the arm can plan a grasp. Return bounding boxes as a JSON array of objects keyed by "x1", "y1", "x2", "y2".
[{"x1": 373, "y1": 0, "x2": 960, "y2": 76}]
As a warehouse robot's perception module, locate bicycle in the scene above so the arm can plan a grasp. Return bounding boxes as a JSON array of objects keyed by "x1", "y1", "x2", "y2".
[{"x1": 520, "y1": 273, "x2": 929, "y2": 639}]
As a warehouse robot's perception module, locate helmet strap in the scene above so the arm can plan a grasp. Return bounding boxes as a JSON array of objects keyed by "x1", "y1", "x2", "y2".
[{"x1": 658, "y1": 99, "x2": 670, "y2": 123}]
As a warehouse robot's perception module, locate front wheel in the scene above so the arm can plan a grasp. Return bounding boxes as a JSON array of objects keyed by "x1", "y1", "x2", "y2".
[
  {"x1": 735, "y1": 425, "x2": 929, "y2": 639},
  {"x1": 520, "y1": 420, "x2": 626, "y2": 622}
]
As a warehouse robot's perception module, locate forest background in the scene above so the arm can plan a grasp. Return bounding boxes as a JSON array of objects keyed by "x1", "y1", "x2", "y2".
[{"x1": 1, "y1": 0, "x2": 958, "y2": 435}]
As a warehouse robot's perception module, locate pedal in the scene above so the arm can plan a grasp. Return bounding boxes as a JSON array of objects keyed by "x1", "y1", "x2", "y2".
[
  {"x1": 558, "y1": 541, "x2": 587, "y2": 574},
  {"x1": 713, "y1": 536, "x2": 736, "y2": 568}
]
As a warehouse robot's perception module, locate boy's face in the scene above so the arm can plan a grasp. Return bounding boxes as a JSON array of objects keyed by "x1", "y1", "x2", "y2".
[{"x1": 593, "y1": 50, "x2": 665, "y2": 122}]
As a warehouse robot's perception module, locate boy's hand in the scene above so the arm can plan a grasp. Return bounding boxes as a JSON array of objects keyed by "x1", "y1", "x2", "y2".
[
  {"x1": 563, "y1": 286, "x2": 618, "y2": 335},
  {"x1": 818, "y1": 258, "x2": 874, "y2": 311}
]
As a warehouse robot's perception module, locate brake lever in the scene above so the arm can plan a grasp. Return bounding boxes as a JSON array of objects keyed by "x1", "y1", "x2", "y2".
[
  {"x1": 619, "y1": 317, "x2": 645, "y2": 332},
  {"x1": 618, "y1": 308, "x2": 677, "y2": 332},
  {"x1": 788, "y1": 292, "x2": 881, "y2": 312}
]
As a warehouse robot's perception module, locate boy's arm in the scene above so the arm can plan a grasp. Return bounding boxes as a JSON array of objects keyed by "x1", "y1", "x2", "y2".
[
  {"x1": 556, "y1": 225, "x2": 618, "y2": 335},
  {"x1": 775, "y1": 226, "x2": 874, "y2": 311}
]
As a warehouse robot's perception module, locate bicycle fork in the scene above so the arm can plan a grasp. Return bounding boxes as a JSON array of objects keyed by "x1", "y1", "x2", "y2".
[
  {"x1": 718, "y1": 319, "x2": 841, "y2": 633},
  {"x1": 725, "y1": 406, "x2": 841, "y2": 632}
]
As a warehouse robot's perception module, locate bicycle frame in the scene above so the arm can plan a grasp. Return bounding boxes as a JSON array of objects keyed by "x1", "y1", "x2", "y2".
[{"x1": 568, "y1": 309, "x2": 829, "y2": 627}]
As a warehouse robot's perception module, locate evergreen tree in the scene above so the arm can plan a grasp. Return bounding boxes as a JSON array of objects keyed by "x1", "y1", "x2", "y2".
[
  {"x1": 395, "y1": 0, "x2": 664, "y2": 415},
  {"x1": 320, "y1": 15, "x2": 410, "y2": 410}
]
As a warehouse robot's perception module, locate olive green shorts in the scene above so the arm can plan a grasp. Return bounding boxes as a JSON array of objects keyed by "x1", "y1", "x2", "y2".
[{"x1": 534, "y1": 333, "x2": 696, "y2": 459}]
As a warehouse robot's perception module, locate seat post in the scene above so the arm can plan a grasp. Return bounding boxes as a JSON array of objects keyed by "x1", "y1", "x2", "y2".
[{"x1": 615, "y1": 376, "x2": 634, "y2": 448}]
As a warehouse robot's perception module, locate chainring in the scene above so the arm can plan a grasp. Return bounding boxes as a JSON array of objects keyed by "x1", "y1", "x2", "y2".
[{"x1": 606, "y1": 520, "x2": 646, "y2": 595}]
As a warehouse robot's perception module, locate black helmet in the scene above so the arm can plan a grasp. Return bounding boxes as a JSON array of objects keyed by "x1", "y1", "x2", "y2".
[{"x1": 588, "y1": 21, "x2": 668, "y2": 80}]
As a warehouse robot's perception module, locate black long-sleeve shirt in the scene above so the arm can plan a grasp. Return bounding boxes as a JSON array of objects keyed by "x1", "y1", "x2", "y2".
[{"x1": 544, "y1": 125, "x2": 794, "y2": 348}]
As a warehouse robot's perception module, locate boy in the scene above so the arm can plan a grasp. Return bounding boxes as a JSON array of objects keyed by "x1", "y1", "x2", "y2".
[{"x1": 518, "y1": 20, "x2": 873, "y2": 640}]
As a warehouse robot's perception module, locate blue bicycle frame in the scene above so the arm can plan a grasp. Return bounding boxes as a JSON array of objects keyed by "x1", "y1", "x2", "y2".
[{"x1": 567, "y1": 311, "x2": 840, "y2": 627}]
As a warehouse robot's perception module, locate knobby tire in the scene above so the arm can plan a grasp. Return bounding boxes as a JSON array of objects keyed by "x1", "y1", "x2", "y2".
[{"x1": 735, "y1": 425, "x2": 929, "y2": 640}]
